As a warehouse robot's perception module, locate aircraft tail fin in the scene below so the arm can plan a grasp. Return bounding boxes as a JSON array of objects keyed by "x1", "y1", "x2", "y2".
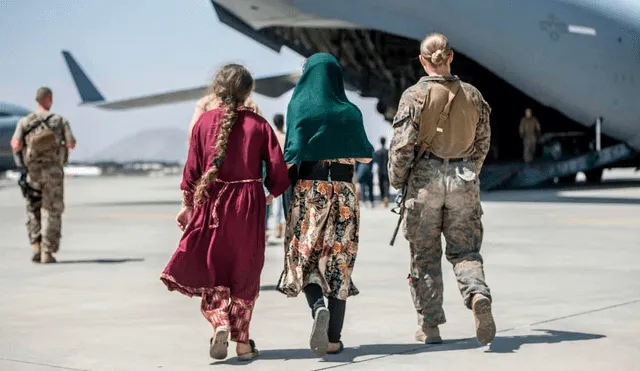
[{"x1": 61, "y1": 51, "x2": 105, "y2": 104}]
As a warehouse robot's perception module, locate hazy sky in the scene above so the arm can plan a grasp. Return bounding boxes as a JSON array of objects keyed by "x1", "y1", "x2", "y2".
[{"x1": 0, "y1": 0, "x2": 393, "y2": 160}]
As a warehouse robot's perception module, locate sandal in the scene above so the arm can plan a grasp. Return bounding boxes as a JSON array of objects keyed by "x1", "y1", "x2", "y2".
[
  {"x1": 209, "y1": 327, "x2": 229, "y2": 360},
  {"x1": 327, "y1": 341, "x2": 344, "y2": 355},
  {"x1": 237, "y1": 339, "x2": 259, "y2": 361}
]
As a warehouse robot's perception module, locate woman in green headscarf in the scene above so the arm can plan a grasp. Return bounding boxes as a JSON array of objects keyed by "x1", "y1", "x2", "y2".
[{"x1": 276, "y1": 53, "x2": 373, "y2": 355}]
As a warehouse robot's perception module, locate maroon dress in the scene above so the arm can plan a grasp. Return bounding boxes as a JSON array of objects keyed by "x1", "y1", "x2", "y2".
[{"x1": 161, "y1": 107, "x2": 290, "y2": 302}]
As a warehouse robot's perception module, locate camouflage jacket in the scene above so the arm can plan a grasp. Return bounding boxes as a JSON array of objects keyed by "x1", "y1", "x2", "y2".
[{"x1": 388, "y1": 75, "x2": 491, "y2": 189}]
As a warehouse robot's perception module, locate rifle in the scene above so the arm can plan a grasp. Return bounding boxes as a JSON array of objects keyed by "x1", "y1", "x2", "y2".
[
  {"x1": 389, "y1": 185, "x2": 408, "y2": 246},
  {"x1": 14, "y1": 152, "x2": 41, "y2": 202},
  {"x1": 389, "y1": 154, "x2": 421, "y2": 246}
]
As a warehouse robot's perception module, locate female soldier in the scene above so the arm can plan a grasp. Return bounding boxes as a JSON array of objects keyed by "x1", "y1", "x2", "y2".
[
  {"x1": 161, "y1": 64, "x2": 289, "y2": 361},
  {"x1": 277, "y1": 53, "x2": 374, "y2": 355},
  {"x1": 389, "y1": 33, "x2": 495, "y2": 345}
]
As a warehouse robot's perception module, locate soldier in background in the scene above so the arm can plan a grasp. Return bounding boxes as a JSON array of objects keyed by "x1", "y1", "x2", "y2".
[
  {"x1": 519, "y1": 108, "x2": 541, "y2": 163},
  {"x1": 11, "y1": 87, "x2": 76, "y2": 263},
  {"x1": 389, "y1": 33, "x2": 495, "y2": 345}
]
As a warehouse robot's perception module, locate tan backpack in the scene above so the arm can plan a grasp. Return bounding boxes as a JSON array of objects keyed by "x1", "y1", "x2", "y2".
[{"x1": 24, "y1": 114, "x2": 60, "y2": 164}]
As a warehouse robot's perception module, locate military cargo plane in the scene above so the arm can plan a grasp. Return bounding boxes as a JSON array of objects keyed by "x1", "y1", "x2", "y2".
[{"x1": 62, "y1": 0, "x2": 639, "y2": 188}]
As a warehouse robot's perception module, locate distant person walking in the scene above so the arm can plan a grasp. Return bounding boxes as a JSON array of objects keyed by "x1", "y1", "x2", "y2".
[
  {"x1": 161, "y1": 65, "x2": 289, "y2": 361},
  {"x1": 10, "y1": 87, "x2": 76, "y2": 264},
  {"x1": 356, "y1": 160, "x2": 375, "y2": 208},
  {"x1": 519, "y1": 108, "x2": 541, "y2": 163},
  {"x1": 277, "y1": 53, "x2": 373, "y2": 355},
  {"x1": 389, "y1": 33, "x2": 495, "y2": 346},
  {"x1": 374, "y1": 137, "x2": 390, "y2": 207}
]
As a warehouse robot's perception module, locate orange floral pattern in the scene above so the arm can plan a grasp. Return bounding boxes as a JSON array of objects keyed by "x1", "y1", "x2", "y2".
[{"x1": 277, "y1": 179, "x2": 360, "y2": 300}]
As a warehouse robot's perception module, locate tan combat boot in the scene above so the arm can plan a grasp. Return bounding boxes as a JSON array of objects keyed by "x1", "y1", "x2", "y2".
[
  {"x1": 382, "y1": 197, "x2": 389, "y2": 208},
  {"x1": 423, "y1": 326, "x2": 443, "y2": 344},
  {"x1": 276, "y1": 224, "x2": 284, "y2": 239},
  {"x1": 472, "y1": 294, "x2": 496, "y2": 345},
  {"x1": 41, "y1": 251, "x2": 57, "y2": 264},
  {"x1": 31, "y1": 242, "x2": 41, "y2": 263}
]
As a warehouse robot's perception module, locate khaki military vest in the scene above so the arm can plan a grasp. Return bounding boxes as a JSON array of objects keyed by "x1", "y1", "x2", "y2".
[{"x1": 417, "y1": 80, "x2": 479, "y2": 159}]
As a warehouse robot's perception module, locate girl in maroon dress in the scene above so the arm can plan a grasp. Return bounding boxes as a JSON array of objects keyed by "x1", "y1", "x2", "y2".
[{"x1": 160, "y1": 64, "x2": 289, "y2": 361}]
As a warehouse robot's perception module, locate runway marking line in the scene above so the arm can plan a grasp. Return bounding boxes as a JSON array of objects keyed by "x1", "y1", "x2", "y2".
[
  {"x1": 558, "y1": 217, "x2": 640, "y2": 225},
  {"x1": 0, "y1": 358, "x2": 90, "y2": 371}
]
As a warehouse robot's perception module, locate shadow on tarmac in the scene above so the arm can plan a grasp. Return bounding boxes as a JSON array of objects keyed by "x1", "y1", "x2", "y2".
[
  {"x1": 211, "y1": 329, "x2": 604, "y2": 365},
  {"x1": 487, "y1": 329, "x2": 605, "y2": 353}
]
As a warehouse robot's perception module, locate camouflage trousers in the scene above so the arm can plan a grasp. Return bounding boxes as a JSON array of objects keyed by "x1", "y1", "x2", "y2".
[
  {"x1": 25, "y1": 164, "x2": 65, "y2": 253},
  {"x1": 404, "y1": 157, "x2": 491, "y2": 328}
]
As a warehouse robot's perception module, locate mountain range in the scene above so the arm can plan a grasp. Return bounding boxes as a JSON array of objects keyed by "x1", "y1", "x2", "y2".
[{"x1": 90, "y1": 128, "x2": 188, "y2": 163}]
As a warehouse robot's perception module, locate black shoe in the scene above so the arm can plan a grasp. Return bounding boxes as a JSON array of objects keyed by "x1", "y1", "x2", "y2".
[{"x1": 327, "y1": 341, "x2": 344, "y2": 354}]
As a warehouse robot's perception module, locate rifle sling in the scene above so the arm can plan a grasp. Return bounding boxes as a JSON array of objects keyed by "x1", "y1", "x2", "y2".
[{"x1": 22, "y1": 114, "x2": 54, "y2": 138}]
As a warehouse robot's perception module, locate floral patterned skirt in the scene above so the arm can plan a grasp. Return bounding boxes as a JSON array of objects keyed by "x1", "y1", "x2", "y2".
[{"x1": 277, "y1": 180, "x2": 360, "y2": 300}]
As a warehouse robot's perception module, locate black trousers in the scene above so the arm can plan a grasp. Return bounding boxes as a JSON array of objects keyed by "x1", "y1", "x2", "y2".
[
  {"x1": 359, "y1": 179, "x2": 374, "y2": 203},
  {"x1": 378, "y1": 172, "x2": 389, "y2": 200},
  {"x1": 303, "y1": 284, "x2": 346, "y2": 343}
]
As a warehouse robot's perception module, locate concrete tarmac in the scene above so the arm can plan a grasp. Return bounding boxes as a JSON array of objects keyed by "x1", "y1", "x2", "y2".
[{"x1": 1, "y1": 174, "x2": 639, "y2": 371}]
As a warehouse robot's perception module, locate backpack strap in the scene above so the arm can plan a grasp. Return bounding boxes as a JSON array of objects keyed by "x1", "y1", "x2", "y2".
[
  {"x1": 22, "y1": 114, "x2": 54, "y2": 138},
  {"x1": 416, "y1": 81, "x2": 461, "y2": 160}
]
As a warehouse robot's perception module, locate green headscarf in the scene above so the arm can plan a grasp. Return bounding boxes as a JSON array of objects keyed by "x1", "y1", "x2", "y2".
[{"x1": 284, "y1": 53, "x2": 374, "y2": 164}]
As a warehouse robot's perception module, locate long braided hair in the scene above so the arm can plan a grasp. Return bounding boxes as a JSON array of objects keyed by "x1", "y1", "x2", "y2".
[{"x1": 193, "y1": 64, "x2": 254, "y2": 205}]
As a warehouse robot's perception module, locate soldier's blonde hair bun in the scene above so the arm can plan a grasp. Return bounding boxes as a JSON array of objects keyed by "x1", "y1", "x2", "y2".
[{"x1": 420, "y1": 33, "x2": 452, "y2": 67}]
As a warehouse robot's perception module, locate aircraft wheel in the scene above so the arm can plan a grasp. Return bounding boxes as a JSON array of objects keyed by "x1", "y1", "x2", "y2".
[
  {"x1": 585, "y1": 168, "x2": 603, "y2": 183},
  {"x1": 556, "y1": 174, "x2": 576, "y2": 184}
]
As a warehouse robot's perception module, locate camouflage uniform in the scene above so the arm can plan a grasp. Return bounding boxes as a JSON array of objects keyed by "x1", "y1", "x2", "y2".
[
  {"x1": 12, "y1": 111, "x2": 74, "y2": 254},
  {"x1": 389, "y1": 75, "x2": 492, "y2": 330}
]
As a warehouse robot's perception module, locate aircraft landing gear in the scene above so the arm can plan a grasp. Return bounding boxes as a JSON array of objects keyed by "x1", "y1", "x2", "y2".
[
  {"x1": 585, "y1": 168, "x2": 604, "y2": 183},
  {"x1": 556, "y1": 174, "x2": 577, "y2": 184}
]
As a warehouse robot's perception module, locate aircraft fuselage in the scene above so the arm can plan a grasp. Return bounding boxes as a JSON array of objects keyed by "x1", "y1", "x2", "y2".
[
  {"x1": 214, "y1": 0, "x2": 640, "y2": 154},
  {"x1": 0, "y1": 103, "x2": 30, "y2": 172}
]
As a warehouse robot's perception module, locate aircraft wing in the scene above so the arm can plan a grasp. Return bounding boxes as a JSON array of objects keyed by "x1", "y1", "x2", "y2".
[
  {"x1": 62, "y1": 51, "x2": 301, "y2": 110},
  {"x1": 82, "y1": 86, "x2": 210, "y2": 110}
]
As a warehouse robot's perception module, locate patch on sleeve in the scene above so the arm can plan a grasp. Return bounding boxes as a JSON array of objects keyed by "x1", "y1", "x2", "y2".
[{"x1": 392, "y1": 109, "x2": 411, "y2": 128}]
